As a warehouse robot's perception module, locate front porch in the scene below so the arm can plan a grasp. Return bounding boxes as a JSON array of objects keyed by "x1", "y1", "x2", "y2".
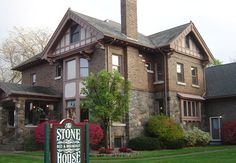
[{"x1": 0, "y1": 82, "x2": 61, "y2": 150}]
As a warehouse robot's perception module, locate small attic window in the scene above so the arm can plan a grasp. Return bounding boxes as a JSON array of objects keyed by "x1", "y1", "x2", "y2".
[
  {"x1": 70, "y1": 24, "x2": 81, "y2": 43},
  {"x1": 185, "y1": 35, "x2": 190, "y2": 48}
]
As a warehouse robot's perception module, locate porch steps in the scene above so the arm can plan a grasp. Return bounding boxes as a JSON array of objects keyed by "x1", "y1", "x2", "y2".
[
  {"x1": 0, "y1": 144, "x2": 15, "y2": 151},
  {"x1": 210, "y1": 141, "x2": 222, "y2": 146}
]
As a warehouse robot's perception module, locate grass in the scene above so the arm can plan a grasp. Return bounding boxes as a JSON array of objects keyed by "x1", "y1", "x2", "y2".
[{"x1": 0, "y1": 146, "x2": 236, "y2": 163}]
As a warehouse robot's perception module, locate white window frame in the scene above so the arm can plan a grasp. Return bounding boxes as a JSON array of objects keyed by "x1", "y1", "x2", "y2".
[{"x1": 209, "y1": 116, "x2": 222, "y2": 141}]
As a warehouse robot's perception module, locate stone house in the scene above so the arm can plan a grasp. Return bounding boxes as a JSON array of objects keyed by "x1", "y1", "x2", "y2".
[
  {"x1": 0, "y1": 0, "x2": 215, "y2": 150},
  {"x1": 205, "y1": 63, "x2": 236, "y2": 142}
]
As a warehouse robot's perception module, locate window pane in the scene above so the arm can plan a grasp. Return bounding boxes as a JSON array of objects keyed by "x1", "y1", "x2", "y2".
[
  {"x1": 183, "y1": 101, "x2": 187, "y2": 116},
  {"x1": 192, "y1": 102, "x2": 196, "y2": 116},
  {"x1": 188, "y1": 101, "x2": 191, "y2": 116},
  {"x1": 56, "y1": 66, "x2": 62, "y2": 77},
  {"x1": 80, "y1": 68, "x2": 89, "y2": 77},
  {"x1": 66, "y1": 100, "x2": 76, "y2": 108},
  {"x1": 70, "y1": 24, "x2": 80, "y2": 43},
  {"x1": 80, "y1": 58, "x2": 88, "y2": 67},
  {"x1": 67, "y1": 60, "x2": 76, "y2": 80},
  {"x1": 196, "y1": 102, "x2": 199, "y2": 116},
  {"x1": 146, "y1": 62, "x2": 151, "y2": 70},
  {"x1": 177, "y1": 64, "x2": 182, "y2": 73},
  {"x1": 112, "y1": 55, "x2": 119, "y2": 66}
]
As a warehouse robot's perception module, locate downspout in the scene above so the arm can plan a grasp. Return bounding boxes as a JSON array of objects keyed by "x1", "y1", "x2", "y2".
[{"x1": 157, "y1": 48, "x2": 169, "y2": 116}]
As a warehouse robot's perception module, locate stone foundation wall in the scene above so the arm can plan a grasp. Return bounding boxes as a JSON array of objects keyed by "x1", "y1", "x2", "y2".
[
  {"x1": 128, "y1": 90, "x2": 156, "y2": 139},
  {"x1": 168, "y1": 91, "x2": 181, "y2": 123}
]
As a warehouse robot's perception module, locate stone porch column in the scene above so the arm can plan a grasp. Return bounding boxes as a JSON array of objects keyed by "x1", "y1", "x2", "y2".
[
  {"x1": 0, "y1": 105, "x2": 3, "y2": 143},
  {"x1": 14, "y1": 98, "x2": 26, "y2": 143}
]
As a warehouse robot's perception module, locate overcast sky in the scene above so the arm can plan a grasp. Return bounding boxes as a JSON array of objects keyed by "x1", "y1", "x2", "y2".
[{"x1": 0, "y1": 0, "x2": 236, "y2": 63}]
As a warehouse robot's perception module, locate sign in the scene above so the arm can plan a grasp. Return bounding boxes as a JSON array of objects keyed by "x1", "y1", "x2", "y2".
[{"x1": 49, "y1": 119, "x2": 87, "y2": 163}]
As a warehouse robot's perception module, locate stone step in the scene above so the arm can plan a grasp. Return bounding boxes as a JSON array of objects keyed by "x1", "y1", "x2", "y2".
[
  {"x1": 210, "y1": 141, "x2": 222, "y2": 146},
  {"x1": 0, "y1": 144, "x2": 15, "y2": 151}
]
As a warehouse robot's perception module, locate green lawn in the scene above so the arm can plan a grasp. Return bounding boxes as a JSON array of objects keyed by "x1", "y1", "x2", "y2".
[{"x1": 0, "y1": 146, "x2": 236, "y2": 163}]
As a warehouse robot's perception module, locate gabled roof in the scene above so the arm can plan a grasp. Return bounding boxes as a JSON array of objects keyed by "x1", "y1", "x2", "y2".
[
  {"x1": 72, "y1": 11, "x2": 155, "y2": 48},
  {"x1": 205, "y1": 62, "x2": 236, "y2": 99},
  {"x1": 149, "y1": 23, "x2": 191, "y2": 47},
  {"x1": 0, "y1": 82, "x2": 61, "y2": 98},
  {"x1": 12, "y1": 53, "x2": 45, "y2": 71}
]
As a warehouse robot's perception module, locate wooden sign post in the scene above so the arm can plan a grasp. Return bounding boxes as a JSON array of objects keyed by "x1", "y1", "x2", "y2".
[{"x1": 44, "y1": 119, "x2": 89, "y2": 163}]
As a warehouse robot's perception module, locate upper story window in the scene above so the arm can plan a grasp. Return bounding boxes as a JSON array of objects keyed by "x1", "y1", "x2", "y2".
[
  {"x1": 191, "y1": 67, "x2": 198, "y2": 85},
  {"x1": 185, "y1": 36, "x2": 190, "y2": 48},
  {"x1": 80, "y1": 58, "x2": 89, "y2": 77},
  {"x1": 66, "y1": 59, "x2": 76, "y2": 80},
  {"x1": 156, "y1": 64, "x2": 164, "y2": 81},
  {"x1": 55, "y1": 65, "x2": 62, "y2": 78},
  {"x1": 112, "y1": 54, "x2": 121, "y2": 72},
  {"x1": 177, "y1": 63, "x2": 184, "y2": 83},
  {"x1": 70, "y1": 24, "x2": 81, "y2": 43},
  {"x1": 32, "y1": 73, "x2": 36, "y2": 85}
]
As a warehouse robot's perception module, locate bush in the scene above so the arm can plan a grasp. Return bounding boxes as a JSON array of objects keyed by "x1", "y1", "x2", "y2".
[
  {"x1": 24, "y1": 135, "x2": 41, "y2": 151},
  {"x1": 35, "y1": 120, "x2": 58, "y2": 145},
  {"x1": 164, "y1": 139, "x2": 186, "y2": 149},
  {"x1": 89, "y1": 123, "x2": 104, "y2": 145},
  {"x1": 128, "y1": 136, "x2": 161, "y2": 150},
  {"x1": 184, "y1": 127, "x2": 210, "y2": 147},
  {"x1": 146, "y1": 115, "x2": 184, "y2": 143},
  {"x1": 222, "y1": 121, "x2": 236, "y2": 144},
  {"x1": 119, "y1": 147, "x2": 132, "y2": 153},
  {"x1": 98, "y1": 147, "x2": 113, "y2": 154}
]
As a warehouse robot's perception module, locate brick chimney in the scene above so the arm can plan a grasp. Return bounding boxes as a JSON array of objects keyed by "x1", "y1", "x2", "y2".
[{"x1": 121, "y1": 0, "x2": 138, "y2": 40}]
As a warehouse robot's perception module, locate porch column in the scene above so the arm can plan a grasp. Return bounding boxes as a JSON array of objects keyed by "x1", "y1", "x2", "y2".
[
  {"x1": 14, "y1": 98, "x2": 26, "y2": 143},
  {"x1": 0, "y1": 105, "x2": 3, "y2": 142}
]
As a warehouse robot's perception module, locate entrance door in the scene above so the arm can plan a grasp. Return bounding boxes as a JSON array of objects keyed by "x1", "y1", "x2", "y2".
[{"x1": 210, "y1": 117, "x2": 221, "y2": 141}]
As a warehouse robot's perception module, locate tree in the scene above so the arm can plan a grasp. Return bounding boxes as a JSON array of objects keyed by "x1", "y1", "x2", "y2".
[
  {"x1": 209, "y1": 58, "x2": 223, "y2": 67},
  {"x1": 0, "y1": 27, "x2": 51, "y2": 83},
  {"x1": 80, "y1": 70, "x2": 130, "y2": 148}
]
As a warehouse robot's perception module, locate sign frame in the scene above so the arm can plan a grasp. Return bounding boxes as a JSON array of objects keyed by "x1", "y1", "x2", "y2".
[{"x1": 50, "y1": 119, "x2": 85, "y2": 163}]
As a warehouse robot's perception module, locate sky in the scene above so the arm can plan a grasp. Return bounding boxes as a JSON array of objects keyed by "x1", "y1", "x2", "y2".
[{"x1": 0, "y1": 0, "x2": 236, "y2": 63}]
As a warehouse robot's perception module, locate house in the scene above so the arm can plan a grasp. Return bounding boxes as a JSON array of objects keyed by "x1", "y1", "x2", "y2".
[
  {"x1": 0, "y1": 0, "x2": 214, "y2": 150},
  {"x1": 205, "y1": 63, "x2": 236, "y2": 142}
]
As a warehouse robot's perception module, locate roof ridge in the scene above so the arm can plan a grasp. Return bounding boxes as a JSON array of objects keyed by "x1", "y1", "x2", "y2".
[
  {"x1": 148, "y1": 22, "x2": 191, "y2": 38},
  {"x1": 206, "y1": 62, "x2": 236, "y2": 70}
]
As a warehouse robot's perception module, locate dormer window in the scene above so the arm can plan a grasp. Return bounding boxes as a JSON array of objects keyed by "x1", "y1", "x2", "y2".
[{"x1": 70, "y1": 24, "x2": 81, "y2": 43}]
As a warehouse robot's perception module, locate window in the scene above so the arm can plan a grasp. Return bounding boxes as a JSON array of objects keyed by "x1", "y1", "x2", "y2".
[
  {"x1": 191, "y1": 67, "x2": 198, "y2": 85},
  {"x1": 8, "y1": 107, "x2": 15, "y2": 127},
  {"x1": 56, "y1": 65, "x2": 62, "y2": 78},
  {"x1": 177, "y1": 63, "x2": 184, "y2": 83},
  {"x1": 67, "y1": 59, "x2": 76, "y2": 80},
  {"x1": 185, "y1": 35, "x2": 190, "y2": 48},
  {"x1": 32, "y1": 73, "x2": 36, "y2": 85},
  {"x1": 25, "y1": 101, "x2": 56, "y2": 125},
  {"x1": 181, "y1": 100, "x2": 201, "y2": 121},
  {"x1": 156, "y1": 64, "x2": 164, "y2": 81},
  {"x1": 70, "y1": 24, "x2": 81, "y2": 43},
  {"x1": 112, "y1": 54, "x2": 121, "y2": 72},
  {"x1": 80, "y1": 58, "x2": 89, "y2": 77},
  {"x1": 66, "y1": 100, "x2": 76, "y2": 108}
]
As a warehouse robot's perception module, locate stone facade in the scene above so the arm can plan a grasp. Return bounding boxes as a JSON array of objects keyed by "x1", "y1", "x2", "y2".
[{"x1": 128, "y1": 90, "x2": 156, "y2": 139}]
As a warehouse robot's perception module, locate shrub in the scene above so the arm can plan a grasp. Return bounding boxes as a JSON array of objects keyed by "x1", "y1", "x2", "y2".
[
  {"x1": 89, "y1": 123, "x2": 104, "y2": 145},
  {"x1": 99, "y1": 147, "x2": 113, "y2": 154},
  {"x1": 184, "y1": 127, "x2": 210, "y2": 147},
  {"x1": 24, "y1": 135, "x2": 41, "y2": 151},
  {"x1": 128, "y1": 136, "x2": 161, "y2": 150},
  {"x1": 146, "y1": 115, "x2": 184, "y2": 142},
  {"x1": 164, "y1": 139, "x2": 186, "y2": 149},
  {"x1": 119, "y1": 147, "x2": 132, "y2": 153},
  {"x1": 35, "y1": 120, "x2": 58, "y2": 145},
  {"x1": 222, "y1": 121, "x2": 236, "y2": 144}
]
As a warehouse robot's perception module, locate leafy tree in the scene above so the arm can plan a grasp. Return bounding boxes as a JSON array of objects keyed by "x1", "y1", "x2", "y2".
[
  {"x1": 80, "y1": 70, "x2": 130, "y2": 148},
  {"x1": 209, "y1": 59, "x2": 223, "y2": 67},
  {"x1": 0, "y1": 27, "x2": 51, "y2": 83}
]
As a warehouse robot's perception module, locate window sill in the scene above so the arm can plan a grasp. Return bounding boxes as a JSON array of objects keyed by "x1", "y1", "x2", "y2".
[
  {"x1": 112, "y1": 122, "x2": 126, "y2": 127},
  {"x1": 25, "y1": 124, "x2": 37, "y2": 128},
  {"x1": 54, "y1": 76, "x2": 61, "y2": 80},
  {"x1": 177, "y1": 82, "x2": 186, "y2": 86},
  {"x1": 153, "y1": 81, "x2": 164, "y2": 85},
  {"x1": 192, "y1": 84, "x2": 200, "y2": 88},
  {"x1": 147, "y1": 70, "x2": 154, "y2": 73}
]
